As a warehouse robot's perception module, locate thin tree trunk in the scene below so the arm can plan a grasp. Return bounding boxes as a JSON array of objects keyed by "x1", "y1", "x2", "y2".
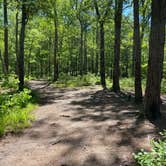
[
  {"x1": 83, "y1": 30, "x2": 87, "y2": 74},
  {"x1": 79, "y1": 23, "x2": 84, "y2": 75},
  {"x1": 144, "y1": 0, "x2": 166, "y2": 120},
  {"x1": 53, "y1": 7, "x2": 58, "y2": 81},
  {"x1": 18, "y1": 0, "x2": 26, "y2": 91},
  {"x1": 112, "y1": 0, "x2": 123, "y2": 92},
  {"x1": 48, "y1": 36, "x2": 51, "y2": 78},
  {"x1": 95, "y1": 22, "x2": 99, "y2": 76},
  {"x1": 3, "y1": 0, "x2": 9, "y2": 75},
  {"x1": 15, "y1": 4, "x2": 19, "y2": 76},
  {"x1": 27, "y1": 41, "x2": 33, "y2": 78},
  {"x1": 133, "y1": 0, "x2": 142, "y2": 103},
  {"x1": 100, "y1": 22, "x2": 106, "y2": 88}
]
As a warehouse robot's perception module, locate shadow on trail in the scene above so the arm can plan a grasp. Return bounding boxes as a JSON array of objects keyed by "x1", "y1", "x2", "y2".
[
  {"x1": 70, "y1": 89, "x2": 166, "y2": 130},
  {"x1": 27, "y1": 81, "x2": 166, "y2": 166},
  {"x1": 29, "y1": 80, "x2": 81, "y2": 105},
  {"x1": 50, "y1": 90, "x2": 157, "y2": 166}
]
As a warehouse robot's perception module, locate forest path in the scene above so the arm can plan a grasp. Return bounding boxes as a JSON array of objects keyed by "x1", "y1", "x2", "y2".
[{"x1": 0, "y1": 81, "x2": 159, "y2": 166}]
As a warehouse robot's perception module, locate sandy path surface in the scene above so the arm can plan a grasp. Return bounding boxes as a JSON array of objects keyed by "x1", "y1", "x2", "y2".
[{"x1": 0, "y1": 81, "x2": 162, "y2": 166}]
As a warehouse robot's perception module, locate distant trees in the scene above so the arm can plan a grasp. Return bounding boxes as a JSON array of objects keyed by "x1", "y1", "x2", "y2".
[{"x1": 144, "y1": 0, "x2": 166, "y2": 120}]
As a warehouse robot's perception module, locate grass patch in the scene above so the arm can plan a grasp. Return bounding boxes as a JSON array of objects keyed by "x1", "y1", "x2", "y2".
[
  {"x1": 53, "y1": 74, "x2": 166, "y2": 94},
  {"x1": 54, "y1": 73, "x2": 100, "y2": 88},
  {"x1": 0, "y1": 103, "x2": 37, "y2": 135},
  {"x1": 0, "y1": 87, "x2": 38, "y2": 136},
  {"x1": 134, "y1": 130, "x2": 166, "y2": 166}
]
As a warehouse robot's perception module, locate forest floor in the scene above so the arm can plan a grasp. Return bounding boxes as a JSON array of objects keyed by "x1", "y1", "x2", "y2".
[{"x1": 0, "y1": 80, "x2": 166, "y2": 166}]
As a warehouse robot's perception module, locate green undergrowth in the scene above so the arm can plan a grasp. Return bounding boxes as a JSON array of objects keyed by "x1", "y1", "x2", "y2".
[
  {"x1": 53, "y1": 73, "x2": 166, "y2": 93},
  {"x1": 54, "y1": 73, "x2": 100, "y2": 88},
  {"x1": 0, "y1": 75, "x2": 38, "y2": 136},
  {"x1": 134, "y1": 130, "x2": 166, "y2": 166}
]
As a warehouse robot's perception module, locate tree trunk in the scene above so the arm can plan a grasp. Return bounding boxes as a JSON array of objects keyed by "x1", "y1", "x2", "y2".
[
  {"x1": 95, "y1": 22, "x2": 99, "y2": 76},
  {"x1": 100, "y1": 22, "x2": 106, "y2": 88},
  {"x1": 18, "y1": 0, "x2": 26, "y2": 91},
  {"x1": 83, "y1": 30, "x2": 87, "y2": 74},
  {"x1": 3, "y1": 0, "x2": 9, "y2": 75},
  {"x1": 112, "y1": 0, "x2": 123, "y2": 92},
  {"x1": 27, "y1": 41, "x2": 33, "y2": 78},
  {"x1": 79, "y1": 23, "x2": 84, "y2": 75},
  {"x1": 133, "y1": 0, "x2": 142, "y2": 103},
  {"x1": 15, "y1": 4, "x2": 19, "y2": 76},
  {"x1": 144, "y1": 0, "x2": 166, "y2": 120},
  {"x1": 48, "y1": 36, "x2": 51, "y2": 77},
  {"x1": 53, "y1": 9, "x2": 58, "y2": 81}
]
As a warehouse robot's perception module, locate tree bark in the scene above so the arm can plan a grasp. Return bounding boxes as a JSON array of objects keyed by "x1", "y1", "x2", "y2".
[
  {"x1": 112, "y1": 0, "x2": 123, "y2": 92},
  {"x1": 100, "y1": 22, "x2": 106, "y2": 88},
  {"x1": 48, "y1": 36, "x2": 51, "y2": 77},
  {"x1": 83, "y1": 29, "x2": 87, "y2": 74},
  {"x1": 18, "y1": 0, "x2": 27, "y2": 91},
  {"x1": 27, "y1": 41, "x2": 33, "y2": 78},
  {"x1": 95, "y1": 22, "x2": 99, "y2": 76},
  {"x1": 79, "y1": 22, "x2": 84, "y2": 75},
  {"x1": 53, "y1": 6, "x2": 58, "y2": 81},
  {"x1": 144, "y1": 0, "x2": 166, "y2": 120},
  {"x1": 133, "y1": 0, "x2": 142, "y2": 103},
  {"x1": 3, "y1": 0, "x2": 9, "y2": 75},
  {"x1": 15, "y1": 3, "x2": 19, "y2": 76}
]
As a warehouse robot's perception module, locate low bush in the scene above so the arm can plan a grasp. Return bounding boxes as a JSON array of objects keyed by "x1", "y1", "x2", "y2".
[
  {"x1": 54, "y1": 73, "x2": 100, "y2": 87},
  {"x1": 0, "y1": 88, "x2": 37, "y2": 136},
  {"x1": 134, "y1": 131, "x2": 166, "y2": 166},
  {"x1": 1, "y1": 74, "x2": 19, "y2": 90}
]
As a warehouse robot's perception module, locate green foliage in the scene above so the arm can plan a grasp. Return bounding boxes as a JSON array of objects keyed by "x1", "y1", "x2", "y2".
[
  {"x1": 0, "y1": 88, "x2": 37, "y2": 136},
  {"x1": 161, "y1": 79, "x2": 166, "y2": 93},
  {"x1": 54, "y1": 73, "x2": 100, "y2": 88},
  {"x1": 1, "y1": 74, "x2": 19, "y2": 90},
  {"x1": 134, "y1": 131, "x2": 166, "y2": 166},
  {"x1": 120, "y1": 78, "x2": 135, "y2": 91}
]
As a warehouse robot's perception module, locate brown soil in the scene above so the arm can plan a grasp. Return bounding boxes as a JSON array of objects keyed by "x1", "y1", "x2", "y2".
[{"x1": 0, "y1": 80, "x2": 166, "y2": 166}]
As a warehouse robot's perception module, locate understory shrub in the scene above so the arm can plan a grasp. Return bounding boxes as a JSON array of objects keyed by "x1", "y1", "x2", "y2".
[
  {"x1": 0, "y1": 88, "x2": 37, "y2": 136},
  {"x1": 54, "y1": 73, "x2": 100, "y2": 87},
  {"x1": 1, "y1": 74, "x2": 19, "y2": 90},
  {"x1": 134, "y1": 131, "x2": 166, "y2": 166}
]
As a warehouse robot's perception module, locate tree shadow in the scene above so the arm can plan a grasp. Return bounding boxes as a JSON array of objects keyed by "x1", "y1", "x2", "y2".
[
  {"x1": 27, "y1": 81, "x2": 166, "y2": 165},
  {"x1": 45, "y1": 89, "x2": 158, "y2": 166}
]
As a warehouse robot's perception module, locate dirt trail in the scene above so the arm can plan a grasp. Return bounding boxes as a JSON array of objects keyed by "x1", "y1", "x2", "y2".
[{"x1": 0, "y1": 81, "x2": 162, "y2": 166}]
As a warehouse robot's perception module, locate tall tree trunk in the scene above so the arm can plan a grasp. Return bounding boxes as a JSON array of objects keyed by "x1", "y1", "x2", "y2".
[
  {"x1": 18, "y1": 0, "x2": 26, "y2": 91},
  {"x1": 27, "y1": 41, "x2": 33, "y2": 78},
  {"x1": 91, "y1": 29, "x2": 95, "y2": 74},
  {"x1": 100, "y1": 22, "x2": 106, "y2": 88},
  {"x1": 3, "y1": 0, "x2": 9, "y2": 75},
  {"x1": 144, "y1": 0, "x2": 166, "y2": 120},
  {"x1": 53, "y1": 7, "x2": 58, "y2": 81},
  {"x1": 79, "y1": 22, "x2": 84, "y2": 75},
  {"x1": 112, "y1": 0, "x2": 123, "y2": 92},
  {"x1": 133, "y1": 0, "x2": 142, "y2": 103},
  {"x1": 95, "y1": 22, "x2": 99, "y2": 76},
  {"x1": 48, "y1": 36, "x2": 51, "y2": 77},
  {"x1": 83, "y1": 30, "x2": 87, "y2": 74},
  {"x1": 15, "y1": 3, "x2": 19, "y2": 76}
]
